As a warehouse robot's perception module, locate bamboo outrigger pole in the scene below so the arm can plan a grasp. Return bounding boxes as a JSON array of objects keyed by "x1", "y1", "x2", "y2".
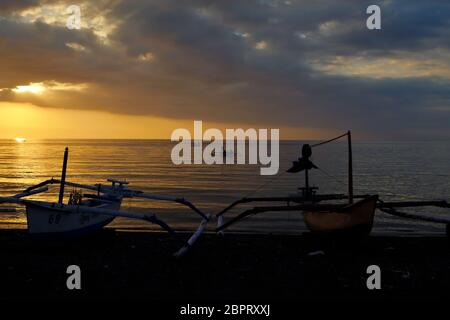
[{"x1": 347, "y1": 131, "x2": 353, "y2": 204}]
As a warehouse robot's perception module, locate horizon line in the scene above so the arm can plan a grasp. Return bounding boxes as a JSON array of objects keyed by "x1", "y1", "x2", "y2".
[{"x1": 1, "y1": 138, "x2": 449, "y2": 142}]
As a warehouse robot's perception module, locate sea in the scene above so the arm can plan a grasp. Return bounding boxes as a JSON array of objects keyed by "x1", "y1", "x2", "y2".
[{"x1": 0, "y1": 139, "x2": 449, "y2": 235}]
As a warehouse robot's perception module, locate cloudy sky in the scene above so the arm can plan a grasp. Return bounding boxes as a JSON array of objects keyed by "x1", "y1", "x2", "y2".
[{"x1": 0, "y1": 0, "x2": 449, "y2": 139}]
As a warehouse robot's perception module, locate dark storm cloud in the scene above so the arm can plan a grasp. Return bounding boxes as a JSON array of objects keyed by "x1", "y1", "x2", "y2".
[
  {"x1": 0, "y1": 17, "x2": 117, "y2": 88},
  {"x1": 0, "y1": 0, "x2": 39, "y2": 14},
  {"x1": 0, "y1": 0, "x2": 449, "y2": 138},
  {"x1": 332, "y1": 0, "x2": 450, "y2": 54}
]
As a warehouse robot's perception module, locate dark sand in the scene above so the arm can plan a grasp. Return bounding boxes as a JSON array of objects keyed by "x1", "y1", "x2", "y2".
[{"x1": 0, "y1": 229, "x2": 449, "y2": 301}]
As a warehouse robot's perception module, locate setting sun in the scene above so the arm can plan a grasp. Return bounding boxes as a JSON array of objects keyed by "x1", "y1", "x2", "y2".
[
  {"x1": 14, "y1": 137, "x2": 27, "y2": 143},
  {"x1": 12, "y1": 83, "x2": 46, "y2": 94}
]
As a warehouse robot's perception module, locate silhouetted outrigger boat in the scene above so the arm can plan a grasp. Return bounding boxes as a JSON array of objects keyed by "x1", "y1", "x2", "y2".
[
  {"x1": 0, "y1": 148, "x2": 210, "y2": 256},
  {"x1": 216, "y1": 131, "x2": 450, "y2": 238},
  {"x1": 1, "y1": 132, "x2": 450, "y2": 254}
]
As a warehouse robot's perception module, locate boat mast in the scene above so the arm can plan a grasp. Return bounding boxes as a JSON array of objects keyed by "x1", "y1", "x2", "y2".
[
  {"x1": 305, "y1": 166, "x2": 309, "y2": 198},
  {"x1": 301, "y1": 143, "x2": 313, "y2": 200},
  {"x1": 347, "y1": 131, "x2": 353, "y2": 204},
  {"x1": 58, "y1": 147, "x2": 69, "y2": 204}
]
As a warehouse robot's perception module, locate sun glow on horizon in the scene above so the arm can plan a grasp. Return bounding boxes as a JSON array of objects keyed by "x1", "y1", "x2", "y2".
[
  {"x1": 0, "y1": 102, "x2": 340, "y2": 140},
  {"x1": 10, "y1": 82, "x2": 88, "y2": 96},
  {"x1": 12, "y1": 83, "x2": 46, "y2": 94},
  {"x1": 14, "y1": 137, "x2": 27, "y2": 143}
]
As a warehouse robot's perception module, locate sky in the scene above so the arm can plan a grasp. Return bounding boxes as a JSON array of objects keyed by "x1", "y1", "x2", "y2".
[{"x1": 0, "y1": 0, "x2": 449, "y2": 140}]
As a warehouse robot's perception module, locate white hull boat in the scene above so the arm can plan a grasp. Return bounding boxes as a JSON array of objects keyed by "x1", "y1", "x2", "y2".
[
  {"x1": 0, "y1": 148, "x2": 211, "y2": 256},
  {"x1": 25, "y1": 199, "x2": 119, "y2": 236}
]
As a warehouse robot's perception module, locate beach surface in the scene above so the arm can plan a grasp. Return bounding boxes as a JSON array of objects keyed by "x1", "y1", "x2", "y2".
[{"x1": 1, "y1": 229, "x2": 449, "y2": 301}]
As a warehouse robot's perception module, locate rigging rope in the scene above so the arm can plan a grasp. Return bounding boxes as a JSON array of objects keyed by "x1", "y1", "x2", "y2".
[
  {"x1": 311, "y1": 132, "x2": 348, "y2": 148},
  {"x1": 317, "y1": 167, "x2": 347, "y2": 188},
  {"x1": 243, "y1": 169, "x2": 288, "y2": 198},
  {"x1": 233, "y1": 132, "x2": 350, "y2": 199}
]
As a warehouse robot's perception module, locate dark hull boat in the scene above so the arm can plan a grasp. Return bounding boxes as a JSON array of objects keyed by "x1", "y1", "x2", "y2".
[
  {"x1": 216, "y1": 131, "x2": 367, "y2": 237},
  {"x1": 216, "y1": 131, "x2": 450, "y2": 239},
  {"x1": 303, "y1": 195, "x2": 378, "y2": 236}
]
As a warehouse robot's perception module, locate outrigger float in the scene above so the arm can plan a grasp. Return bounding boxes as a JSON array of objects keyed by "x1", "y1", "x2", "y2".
[
  {"x1": 216, "y1": 131, "x2": 450, "y2": 237},
  {"x1": 0, "y1": 148, "x2": 210, "y2": 257}
]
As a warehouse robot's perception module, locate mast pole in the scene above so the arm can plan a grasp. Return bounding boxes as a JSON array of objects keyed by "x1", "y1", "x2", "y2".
[
  {"x1": 347, "y1": 131, "x2": 353, "y2": 204},
  {"x1": 58, "y1": 147, "x2": 69, "y2": 204},
  {"x1": 305, "y1": 168, "x2": 309, "y2": 198}
]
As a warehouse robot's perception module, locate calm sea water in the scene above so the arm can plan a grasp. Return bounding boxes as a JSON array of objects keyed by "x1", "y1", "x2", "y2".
[{"x1": 0, "y1": 139, "x2": 449, "y2": 235}]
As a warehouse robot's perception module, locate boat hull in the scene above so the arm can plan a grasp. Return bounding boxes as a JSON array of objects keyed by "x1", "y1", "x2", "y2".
[
  {"x1": 303, "y1": 195, "x2": 378, "y2": 236},
  {"x1": 25, "y1": 201, "x2": 120, "y2": 236}
]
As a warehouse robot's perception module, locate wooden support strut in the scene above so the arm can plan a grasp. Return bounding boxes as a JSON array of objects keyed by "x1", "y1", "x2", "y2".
[
  {"x1": 22, "y1": 177, "x2": 208, "y2": 220},
  {"x1": 216, "y1": 202, "x2": 355, "y2": 231},
  {"x1": 378, "y1": 200, "x2": 450, "y2": 208},
  {"x1": 215, "y1": 194, "x2": 372, "y2": 218},
  {"x1": 378, "y1": 207, "x2": 450, "y2": 225}
]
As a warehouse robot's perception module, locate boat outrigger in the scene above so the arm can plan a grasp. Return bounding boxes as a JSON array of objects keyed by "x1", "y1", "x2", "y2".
[
  {"x1": 1, "y1": 132, "x2": 449, "y2": 253},
  {"x1": 216, "y1": 131, "x2": 450, "y2": 238},
  {"x1": 0, "y1": 148, "x2": 210, "y2": 257}
]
